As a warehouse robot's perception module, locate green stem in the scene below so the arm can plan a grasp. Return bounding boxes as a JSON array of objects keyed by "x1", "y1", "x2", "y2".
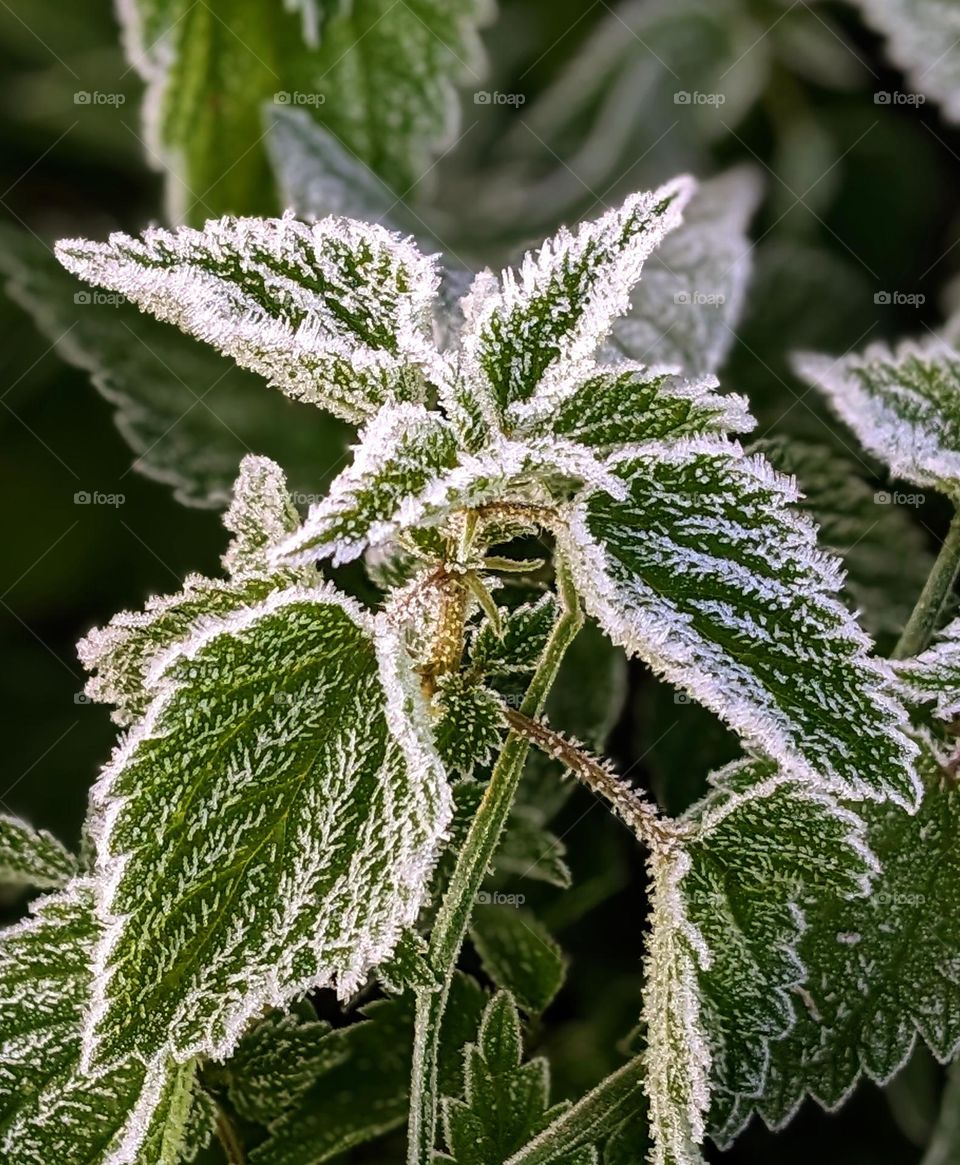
[
  {"x1": 214, "y1": 1106, "x2": 246, "y2": 1165},
  {"x1": 406, "y1": 557, "x2": 583, "y2": 1165},
  {"x1": 502, "y1": 1055, "x2": 647, "y2": 1165},
  {"x1": 921, "y1": 1061, "x2": 960, "y2": 1165},
  {"x1": 892, "y1": 509, "x2": 960, "y2": 660}
]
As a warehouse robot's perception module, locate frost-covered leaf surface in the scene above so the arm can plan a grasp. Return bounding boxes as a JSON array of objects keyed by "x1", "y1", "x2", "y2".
[
  {"x1": 85, "y1": 586, "x2": 451, "y2": 1068},
  {"x1": 606, "y1": 170, "x2": 762, "y2": 376},
  {"x1": 643, "y1": 766, "x2": 873, "y2": 1165},
  {"x1": 119, "y1": 0, "x2": 488, "y2": 222},
  {"x1": 559, "y1": 438, "x2": 919, "y2": 807},
  {"x1": 463, "y1": 179, "x2": 693, "y2": 418},
  {"x1": 0, "y1": 223, "x2": 349, "y2": 508},
  {"x1": 853, "y1": 0, "x2": 960, "y2": 121},
  {"x1": 278, "y1": 404, "x2": 458, "y2": 565},
  {"x1": 251, "y1": 975, "x2": 487, "y2": 1165},
  {"x1": 0, "y1": 815, "x2": 76, "y2": 890},
  {"x1": 518, "y1": 363, "x2": 753, "y2": 451},
  {"x1": 78, "y1": 455, "x2": 313, "y2": 725},
  {"x1": 754, "y1": 437, "x2": 933, "y2": 639},
  {"x1": 433, "y1": 675, "x2": 505, "y2": 777},
  {"x1": 895, "y1": 616, "x2": 960, "y2": 721},
  {"x1": 442, "y1": 991, "x2": 572, "y2": 1165},
  {"x1": 56, "y1": 215, "x2": 441, "y2": 425},
  {"x1": 0, "y1": 883, "x2": 201, "y2": 1165},
  {"x1": 470, "y1": 904, "x2": 566, "y2": 1015},
  {"x1": 713, "y1": 745, "x2": 960, "y2": 1142},
  {"x1": 794, "y1": 338, "x2": 960, "y2": 496}
]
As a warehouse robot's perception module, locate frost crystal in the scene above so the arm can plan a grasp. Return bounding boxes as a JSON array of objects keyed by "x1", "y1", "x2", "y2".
[
  {"x1": 894, "y1": 616, "x2": 960, "y2": 721},
  {"x1": 56, "y1": 215, "x2": 442, "y2": 424},
  {"x1": 0, "y1": 815, "x2": 77, "y2": 890},
  {"x1": 794, "y1": 338, "x2": 960, "y2": 496},
  {"x1": 84, "y1": 586, "x2": 451, "y2": 1069}
]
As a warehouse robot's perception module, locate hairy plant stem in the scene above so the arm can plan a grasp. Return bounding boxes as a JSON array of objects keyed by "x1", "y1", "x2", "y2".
[
  {"x1": 406, "y1": 555, "x2": 583, "y2": 1165},
  {"x1": 502, "y1": 1054, "x2": 647, "y2": 1165},
  {"x1": 892, "y1": 508, "x2": 960, "y2": 660},
  {"x1": 502, "y1": 708, "x2": 688, "y2": 851}
]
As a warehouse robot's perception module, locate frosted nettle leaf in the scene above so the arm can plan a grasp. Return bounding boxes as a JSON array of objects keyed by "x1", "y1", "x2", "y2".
[
  {"x1": 221, "y1": 454, "x2": 304, "y2": 577},
  {"x1": 470, "y1": 905, "x2": 567, "y2": 1015},
  {"x1": 379, "y1": 436, "x2": 630, "y2": 542},
  {"x1": 0, "y1": 223, "x2": 349, "y2": 509},
  {"x1": 442, "y1": 991, "x2": 566, "y2": 1165},
  {"x1": 643, "y1": 766, "x2": 873, "y2": 1165},
  {"x1": 793, "y1": 338, "x2": 960, "y2": 496},
  {"x1": 852, "y1": 0, "x2": 960, "y2": 121},
  {"x1": 517, "y1": 361, "x2": 753, "y2": 451},
  {"x1": 119, "y1": 0, "x2": 488, "y2": 223},
  {"x1": 469, "y1": 595, "x2": 559, "y2": 679},
  {"x1": 266, "y1": 107, "x2": 403, "y2": 226},
  {"x1": 0, "y1": 815, "x2": 76, "y2": 891},
  {"x1": 0, "y1": 883, "x2": 202, "y2": 1165},
  {"x1": 605, "y1": 169, "x2": 762, "y2": 375},
  {"x1": 56, "y1": 215, "x2": 442, "y2": 425},
  {"x1": 85, "y1": 586, "x2": 452, "y2": 1068},
  {"x1": 276, "y1": 404, "x2": 459, "y2": 566},
  {"x1": 461, "y1": 180, "x2": 694, "y2": 418},
  {"x1": 894, "y1": 616, "x2": 960, "y2": 722},
  {"x1": 220, "y1": 1011, "x2": 341, "y2": 1125},
  {"x1": 79, "y1": 455, "x2": 313, "y2": 725},
  {"x1": 754, "y1": 437, "x2": 934, "y2": 639},
  {"x1": 250, "y1": 975, "x2": 487, "y2": 1165},
  {"x1": 432, "y1": 675, "x2": 505, "y2": 777},
  {"x1": 682, "y1": 762, "x2": 874, "y2": 1136},
  {"x1": 558, "y1": 437, "x2": 920, "y2": 807},
  {"x1": 713, "y1": 745, "x2": 960, "y2": 1143}
]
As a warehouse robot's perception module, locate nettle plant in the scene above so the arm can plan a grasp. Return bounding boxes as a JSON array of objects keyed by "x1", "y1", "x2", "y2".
[{"x1": 6, "y1": 174, "x2": 960, "y2": 1165}]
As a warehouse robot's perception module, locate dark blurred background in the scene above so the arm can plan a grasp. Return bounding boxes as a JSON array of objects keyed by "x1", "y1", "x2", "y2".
[{"x1": 1, "y1": 0, "x2": 956, "y2": 1160}]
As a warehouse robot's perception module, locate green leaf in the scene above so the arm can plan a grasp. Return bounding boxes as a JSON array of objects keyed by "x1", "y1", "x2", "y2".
[
  {"x1": 249, "y1": 974, "x2": 487, "y2": 1165},
  {"x1": 0, "y1": 883, "x2": 203, "y2": 1165},
  {"x1": 442, "y1": 991, "x2": 563, "y2": 1165},
  {"x1": 682, "y1": 762, "x2": 875, "y2": 1140},
  {"x1": 605, "y1": 169, "x2": 762, "y2": 377},
  {"x1": 220, "y1": 1011, "x2": 341, "y2": 1125},
  {"x1": 895, "y1": 615, "x2": 960, "y2": 723},
  {"x1": 794, "y1": 338, "x2": 960, "y2": 497},
  {"x1": 266, "y1": 107, "x2": 401, "y2": 225},
  {"x1": 463, "y1": 178, "x2": 693, "y2": 417},
  {"x1": 520, "y1": 363, "x2": 753, "y2": 452},
  {"x1": 642, "y1": 767, "x2": 873, "y2": 1165},
  {"x1": 0, "y1": 815, "x2": 77, "y2": 891},
  {"x1": 0, "y1": 223, "x2": 349, "y2": 509},
  {"x1": 560, "y1": 437, "x2": 920, "y2": 808},
  {"x1": 852, "y1": 0, "x2": 960, "y2": 122},
  {"x1": 470, "y1": 904, "x2": 567, "y2": 1015},
  {"x1": 85, "y1": 587, "x2": 452, "y2": 1069},
  {"x1": 277, "y1": 403, "x2": 459, "y2": 565},
  {"x1": 78, "y1": 455, "x2": 313, "y2": 725},
  {"x1": 433, "y1": 675, "x2": 506, "y2": 778},
  {"x1": 120, "y1": 0, "x2": 488, "y2": 223},
  {"x1": 469, "y1": 595, "x2": 559, "y2": 680},
  {"x1": 56, "y1": 215, "x2": 442, "y2": 425},
  {"x1": 754, "y1": 437, "x2": 934, "y2": 640},
  {"x1": 711, "y1": 746, "x2": 960, "y2": 1143}
]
